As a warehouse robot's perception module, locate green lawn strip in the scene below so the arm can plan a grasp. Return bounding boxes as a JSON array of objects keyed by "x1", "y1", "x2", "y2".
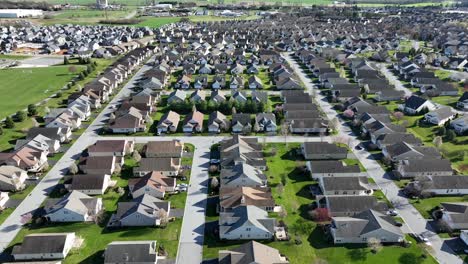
[
  {"x1": 8, "y1": 185, "x2": 36, "y2": 200},
  {"x1": 342, "y1": 158, "x2": 367, "y2": 172},
  {"x1": 0, "y1": 54, "x2": 31, "y2": 60},
  {"x1": 0, "y1": 208, "x2": 14, "y2": 225},
  {"x1": 410, "y1": 196, "x2": 466, "y2": 219}
]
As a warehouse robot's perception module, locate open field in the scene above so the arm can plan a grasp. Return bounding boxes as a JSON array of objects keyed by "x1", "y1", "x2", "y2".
[
  {"x1": 36, "y1": 9, "x2": 136, "y2": 25},
  {"x1": 0, "y1": 54, "x2": 31, "y2": 60},
  {"x1": 0, "y1": 66, "x2": 83, "y2": 120},
  {"x1": 203, "y1": 143, "x2": 436, "y2": 264}
]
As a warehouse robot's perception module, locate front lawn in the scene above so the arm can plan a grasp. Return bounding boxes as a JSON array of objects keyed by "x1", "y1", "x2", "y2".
[
  {"x1": 203, "y1": 143, "x2": 436, "y2": 264},
  {"x1": 410, "y1": 196, "x2": 466, "y2": 219}
]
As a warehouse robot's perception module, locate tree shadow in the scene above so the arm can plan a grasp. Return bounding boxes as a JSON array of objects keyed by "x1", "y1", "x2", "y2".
[
  {"x1": 348, "y1": 248, "x2": 368, "y2": 262},
  {"x1": 77, "y1": 249, "x2": 104, "y2": 264}
]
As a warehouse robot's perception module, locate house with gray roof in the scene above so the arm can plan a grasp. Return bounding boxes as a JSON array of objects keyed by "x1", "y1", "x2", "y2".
[
  {"x1": 382, "y1": 142, "x2": 441, "y2": 162},
  {"x1": 231, "y1": 114, "x2": 252, "y2": 134},
  {"x1": 208, "y1": 111, "x2": 230, "y2": 133},
  {"x1": 306, "y1": 160, "x2": 366, "y2": 179},
  {"x1": 219, "y1": 205, "x2": 275, "y2": 240},
  {"x1": 318, "y1": 195, "x2": 388, "y2": 217},
  {"x1": 44, "y1": 191, "x2": 102, "y2": 223},
  {"x1": 254, "y1": 113, "x2": 277, "y2": 132},
  {"x1": 330, "y1": 209, "x2": 404, "y2": 244},
  {"x1": 406, "y1": 175, "x2": 468, "y2": 196},
  {"x1": 424, "y1": 107, "x2": 455, "y2": 126},
  {"x1": 108, "y1": 194, "x2": 170, "y2": 227},
  {"x1": 440, "y1": 203, "x2": 468, "y2": 230},
  {"x1": 12, "y1": 233, "x2": 76, "y2": 261},
  {"x1": 104, "y1": 241, "x2": 159, "y2": 264},
  {"x1": 220, "y1": 163, "x2": 267, "y2": 188},
  {"x1": 451, "y1": 116, "x2": 468, "y2": 135},
  {"x1": 395, "y1": 159, "x2": 453, "y2": 179},
  {"x1": 319, "y1": 177, "x2": 373, "y2": 196},
  {"x1": 301, "y1": 142, "x2": 348, "y2": 160}
]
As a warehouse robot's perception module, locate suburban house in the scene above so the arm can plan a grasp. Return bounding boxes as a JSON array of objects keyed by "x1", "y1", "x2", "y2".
[
  {"x1": 395, "y1": 159, "x2": 453, "y2": 178},
  {"x1": 0, "y1": 146, "x2": 48, "y2": 173},
  {"x1": 208, "y1": 111, "x2": 230, "y2": 133},
  {"x1": 27, "y1": 127, "x2": 72, "y2": 143},
  {"x1": 424, "y1": 107, "x2": 455, "y2": 126},
  {"x1": 406, "y1": 176, "x2": 468, "y2": 196},
  {"x1": 219, "y1": 205, "x2": 275, "y2": 240},
  {"x1": 183, "y1": 110, "x2": 204, "y2": 133},
  {"x1": 289, "y1": 118, "x2": 329, "y2": 134},
  {"x1": 0, "y1": 191, "x2": 8, "y2": 208},
  {"x1": 129, "y1": 171, "x2": 176, "y2": 199},
  {"x1": 88, "y1": 140, "x2": 134, "y2": 157},
  {"x1": 68, "y1": 174, "x2": 111, "y2": 195},
  {"x1": 451, "y1": 116, "x2": 468, "y2": 135},
  {"x1": 220, "y1": 136, "x2": 266, "y2": 170},
  {"x1": 134, "y1": 157, "x2": 181, "y2": 177},
  {"x1": 0, "y1": 165, "x2": 27, "y2": 191},
  {"x1": 301, "y1": 142, "x2": 348, "y2": 160},
  {"x1": 319, "y1": 177, "x2": 373, "y2": 196},
  {"x1": 104, "y1": 241, "x2": 159, "y2": 264},
  {"x1": 248, "y1": 76, "x2": 263, "y2": 89},
  {"x1": 157, "y1": 111, "x2": 180, "y2": 134},
  {"x1": 231, "y1": 114, "x2": 252, "y2": 134},
  {"x1": 220, "y1": 163, "x2": 267, "y2": 188},
  {"x1": 306, "y1": 160, "x2": 366, "y2": 179},
  {"x1": 167, "y1": 90, "x2": 187, "y2": 103},
  {"x1": 109, "y1": 194, "x2": 170, "y2": 227},
  {"x1": 218, "y1": 241, "x2": 289, "y2": 264},
  {"x1": 79, "y1": 155, "x2": 118, "y2": 175},
  {"x1": 219, "y1": 186, "x2": 274, "y2": 212},
  {"x1": 330, "y1": 209, "x2": 404, "y2": 244},
  {"x1": 373, "y1": 133, "x2": 422, "y2": 149},
  {"x1": 15, "y1": 134, "x2": 60, "y2": 155},
  {"x1": 144, "y1": 140, "x2": 183, "y2": 158},
  {"x1": 317, "y1": 195, "x2": 388, "y2": 217},
  {"x1": 457, "y1": 92, "x2": 468, "y2": 110},
  {"x1": 109, "y1": 107, "x2": 147, "y2": 134},
  {"x1": 254, "y1": 113, "x2": 277, "y2": 132},
  {"x1": 382, "y1": 142, "x2": 441, "y2": 162},
  {"x1": 399, "y1": 95, "x2": 436, "y2": 115},
  {"x1": 44, "y1": 191, "x2": 103, "y2": 222},
  {"x1": 12, "y1": 233, "x2": 76, "y2": 261},
  {"x1": 440, "y1": 202, "x2": 468, "y2": 230}
]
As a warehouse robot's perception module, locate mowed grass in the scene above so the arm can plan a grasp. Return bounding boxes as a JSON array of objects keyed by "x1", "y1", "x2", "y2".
[
  {"x1": 0, "y1": 66, "x2": 83, "y2": 120},
  {"x1": 134, "y1": 17, "x2": 182, "y2": 27},
  {"x1": 410, "y1": 196, "x2": 466, "y2": 219},
  {"x1": 0, "y1": 54, "x2": 31, "y2": 60},
  {"x1": 203, "y1": 143, "x2": 436, "y2": 264},
  {"x1": 39, "y1": 9, "x2": 136, "y2": 25}
]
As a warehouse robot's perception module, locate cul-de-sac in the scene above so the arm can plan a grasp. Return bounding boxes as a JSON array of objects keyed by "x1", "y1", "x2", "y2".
[{"x1": 0, "y1": 0, "x2": 467, "y2": 263}]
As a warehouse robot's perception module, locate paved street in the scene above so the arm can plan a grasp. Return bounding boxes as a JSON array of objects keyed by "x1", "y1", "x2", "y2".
[
  {"x1": 0, "y1": 56, "x2": 154, "y2": 252},
  {"x1": 285, "y1": 53, "x2": 463, "y2": 264},
  {"x1": 374, "y1": 62, "x2": 413, "y2": 97}
]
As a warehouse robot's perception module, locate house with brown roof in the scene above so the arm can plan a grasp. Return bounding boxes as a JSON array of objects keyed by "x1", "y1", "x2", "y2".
[
  {"x1": 183, "y1": 110, "x2": 204, "y2": 133},
  {"x1": 0, "y1": 146, "x2": 48, "y2": 173},
  {"x1": 144, "y1": 140, "x2": 183, "y2": 158},
  {"x1": 218, "y1": 241, "x2": 289, "y2": 264},
  {"x1": 219, "y1": 186, "x2": 274, "y2": 212},
  {"x1": 68, "y1": 174, "x2": 111, "y2": 195},
  {"x1": 134, "y1": 157, "x2": 181, "y2": 177},
  {"x1": 157, "y1": 111, "x2": 180, "y2": 134},
  {"x1": 129, "y1": 171, "x2": 176, "y2": 199},
  {"x1": 88, "y1": 140, "x2": 134, "y2": 157},
  {"x1": 79, "y1": 156, "x2": 119, "y2": 175},
  {"x1": 109, "y1": 107, "x2": 147, "y2": 134}
]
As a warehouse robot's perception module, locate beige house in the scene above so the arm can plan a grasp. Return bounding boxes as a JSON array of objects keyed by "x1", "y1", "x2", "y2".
[
  {"x1": 219, "y1": 241, "x2": 289, "y2": 264},
  {"x1": 44, "y1": 191, "x2": 103, "y2": 222},
  {"x1": 144, "y1": 140, "x2": 183, "y2": 158},
  {"x1": 0, "y1": 165, "x2": 28, "y2": 191},
  {"x1": 129, "y1": 171, "x2": 176, "y2": 199}
]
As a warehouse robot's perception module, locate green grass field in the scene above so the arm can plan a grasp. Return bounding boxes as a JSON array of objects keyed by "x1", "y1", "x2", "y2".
[
  {"x1": 39, "y1": 9, "x2": 136, "y2": 25},
  {"x1": 0, "y1": 66, "x2": 83, "y2": 120},
  {"x1": 0, "y1": 54, "x2": 31, "y2": 60}
]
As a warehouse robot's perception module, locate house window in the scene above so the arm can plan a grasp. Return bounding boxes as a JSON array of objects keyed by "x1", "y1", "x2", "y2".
[{"x1": 246, "y1": 228, "x2": 251, "y2": 231}]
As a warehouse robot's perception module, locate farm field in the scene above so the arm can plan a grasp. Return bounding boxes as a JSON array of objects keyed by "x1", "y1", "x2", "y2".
[
  {"x1": 38, "y1": 9, "x2": 136, "y2": 25},
  {"x1": 0, "y1": 66, "x2": 83, "y2": 120}
]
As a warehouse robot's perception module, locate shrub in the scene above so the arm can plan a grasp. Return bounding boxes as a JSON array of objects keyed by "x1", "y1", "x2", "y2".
[{"x1": 4, "y1": 116, "x2": 14, "y2": 128}]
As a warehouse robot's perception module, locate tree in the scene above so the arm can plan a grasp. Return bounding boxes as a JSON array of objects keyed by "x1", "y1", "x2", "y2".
[
  {"x1": 64, "y1": 56, "x2": 69, "y2": 65},
  {"x1": 158, "y1": 209, "x2": 169, "y2": 227},
  {"x1": 432, "y1": 136, "x2": 443, "y2": 149},
  {"x1": 329, "y1": 117, "x2": 339, "y2": 132},
  {"x1": 69, "y1": 163, "x2": 79, "y2": 175},
  {"x1": 393, "y1": 111, "x2": 404, "y2": 123},
  {"x1": 68, "y1": 65, "x2": 78, "y2": 73},
  {"x1": 367, "y1": 237, "x2": 382, "y2": 253},
  {"x1": 15, "y1": 111, "x2": 26, "y2": 122},
  {"x1": 0, "y1": 126, "x2": 3, "y2": 135},
  {"x1": 27, "y1": 104, "x2": 37, "y2": 116},
  {"x1": 308, "y1": 208, "x2": 330, "y2": 222},
  {"x1": 343, "y1": 109, "x2": 355, "y2": 119},
  {"x1": 437, "y1": 126, "x2": 446, "y2": 136},
  {"x1": 446, "y1": 130, "x2": 456, "y2": 141},
  {"x1": 210, "y1": 177, "x2": 219, "y2": 190},
  {"x1": 276, "y1": 183, "x2": 284, "y2": 197},
  {"x1": 132, "y1": 151, "x2": 141, "y2": 162},
  {"x1": 4, "y1": 116, "x2": 14, "y2": 128},
  {"x1": 278, "y1": 207, "x2": 287, "y2": 219},
  {"x1": 86, "y1": 64, "x2": 93, "y2": 74},
  {"x1": 31, "y1": 118, "x2": 39, "y2": 128}
]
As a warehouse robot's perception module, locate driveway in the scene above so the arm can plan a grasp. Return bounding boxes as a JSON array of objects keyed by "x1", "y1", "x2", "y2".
[{"x1": 284, "y1": 53, "x2": 463, "y2": 264}]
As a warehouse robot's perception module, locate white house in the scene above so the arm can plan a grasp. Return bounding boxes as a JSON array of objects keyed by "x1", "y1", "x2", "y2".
[
  {"x1": 219, "y1": 206, "x2": 275, "y2": 240},
  {"x1": 451, "y1": 116, "x2": 468, "y2": 135},
  {"x1": 12, "y1": 233, "x2": 76, "y2": 261},
  {"x1": 0, "y1": 165, "x2": 28, "y2": 191},
  {"x1": 0, "y1": 191, "x2": 9, "y2": 208},
  {"x1": 424, "y1": 107, "x2": 455, "y2": 126},
  {"x1": 44, "y1": 191, "x2": 103, "y2": 222}
]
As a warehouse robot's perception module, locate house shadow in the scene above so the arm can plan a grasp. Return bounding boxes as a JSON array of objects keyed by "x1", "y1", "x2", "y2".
[
  {"x1": 287, "y1": 167, "x2": 310, "y2": 183},
  {"x1": 296, "y1": 184, "x2": 315, "y2": 201},
  {"x1": 279, "y1": 148, "x2": 302, "y2": 161},
  {"x1": 78, "y1": 249, "x2": 104, "y2": 264}
]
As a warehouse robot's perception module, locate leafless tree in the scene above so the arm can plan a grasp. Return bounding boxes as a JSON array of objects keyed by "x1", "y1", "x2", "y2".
[
  {"x1": 280, "y1": 121, "x2": 289, "y2": 148},
  {"x1": 210, "y1": 177, "x2": 219, "y2": 190},
  {"x1": 393, "y1": 111, "x2": 404, "y2": 124},
  {"x1": 132, "y1": 151, "x2": 141, "y2": 162},
  {"x1": 69, "y1": 163, "x2": 79, "y2": 175},
  {"x1": 158, "y1": 209, "x2": 169, "y2": 227},
  {"x1": 277, "y1": 183, "x2": 284, "y2": 197},
  {"x1": 367, "y1": 237, "x2": 382, "y2": 253},
  {"x1": 433, "y1": 136, "x2": 443, "y2": 149}
]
